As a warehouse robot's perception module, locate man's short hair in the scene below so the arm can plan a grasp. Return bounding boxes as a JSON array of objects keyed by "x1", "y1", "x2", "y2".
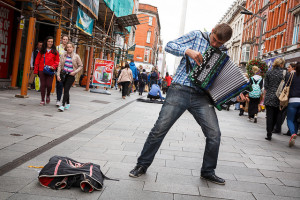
[{"x1": 213, "y1": 23, "x2": 232, "y2": 42}]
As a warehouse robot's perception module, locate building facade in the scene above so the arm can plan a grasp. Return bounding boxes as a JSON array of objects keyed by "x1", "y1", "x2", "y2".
[
  {"x1": 241, "y1": 0, "x2": 269, "y2": 65},
  {"x1": 241, "y1": 0, "x2": 300, "y2": 67},
  {"x1": 134, "y1": 3, "x2": 161, "y2": 71},
  {"x1": 219, "y1": 0, "x2": 246, "y2": 69}
]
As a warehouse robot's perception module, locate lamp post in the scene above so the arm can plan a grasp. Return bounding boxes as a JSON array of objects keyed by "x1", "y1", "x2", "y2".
[{"x1": 238, "y1": 5, "x2": 265, "y2": 59}]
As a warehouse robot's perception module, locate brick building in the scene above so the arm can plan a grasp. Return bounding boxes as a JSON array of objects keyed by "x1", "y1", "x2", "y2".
[
  {"x1": 240, "y1": 0, "x2": 269, "y2": 65},
  {"x1": 133, "y1": 3, "x2": 161, "y2": 72},
  {"x1": 241, "y1": 0, "x2": 300, "y2": 67}
]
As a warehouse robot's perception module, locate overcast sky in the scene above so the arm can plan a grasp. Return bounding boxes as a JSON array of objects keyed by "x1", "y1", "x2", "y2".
[{"x1": 139, "y1": 0, "x2": 236, "y2": 74}]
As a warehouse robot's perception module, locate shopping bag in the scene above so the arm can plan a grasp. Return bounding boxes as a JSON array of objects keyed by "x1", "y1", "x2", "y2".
[
  {"x1": 279, "y1": 72, "x2": 294, "y2": 110},
  {"x1": 35, "y1": 76, "x2": 40, "y2": 91},
  {"x1": 144, "y1": 85, "x2": 149, "y2": 92},
  {"x1": 28, "y1": 69, "x2": 35, "y2": 84}
]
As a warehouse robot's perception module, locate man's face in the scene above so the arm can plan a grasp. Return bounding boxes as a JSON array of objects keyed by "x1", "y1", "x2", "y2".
[
  {"x1": 37, "y1": 42, "x2": 43, "y2": 50},
  {"x1": 62, "y1": 36, "x2": 69, "y2": 45},
  {"x1": 210, "y1": 32, "x2": 227, "y2": 48}
]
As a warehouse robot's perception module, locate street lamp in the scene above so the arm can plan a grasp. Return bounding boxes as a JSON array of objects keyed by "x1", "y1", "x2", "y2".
[{"x1": 238, "y1": 5, "x2": 265, "y2": 59}]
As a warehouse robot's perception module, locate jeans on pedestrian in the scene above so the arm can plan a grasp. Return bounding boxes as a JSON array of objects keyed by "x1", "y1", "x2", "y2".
[
  {"x1": 56, "y1": 77, "x2": 63, "y2": 101},
  {"x1": 62, "y1": 74, "x2": 75, "y2": 106},
  {"x1": 287, "y1": 102, "x2": 300, "y2": 135},
  {"x1": 137, "y1": 83, "x2": 221, "y2": 176}
]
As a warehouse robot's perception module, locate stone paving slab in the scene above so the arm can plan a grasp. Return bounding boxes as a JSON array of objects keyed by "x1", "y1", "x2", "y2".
[{"x1": 1, "y1": 88, "x2": 299, "y2": 200}]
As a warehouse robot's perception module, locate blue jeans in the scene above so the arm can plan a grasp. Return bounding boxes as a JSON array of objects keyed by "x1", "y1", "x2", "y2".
[
  {"x1": 287, "y1": 102, "x2": 300, "y2": 135},
  {"x1": 56, "y1": 78, "x2": 63, "y2": 101},
  {"x1": 137, "y1": 83, "x2": 221, "y2": 176}
]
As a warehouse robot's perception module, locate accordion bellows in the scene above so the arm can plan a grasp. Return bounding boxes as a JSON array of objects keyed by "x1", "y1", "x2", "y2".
[{"x1": 190, "y1": 46, "x2": 249, "y2": 110}]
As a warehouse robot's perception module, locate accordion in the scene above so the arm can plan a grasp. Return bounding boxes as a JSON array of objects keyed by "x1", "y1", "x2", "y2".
[{"x1": 189, "y1": 46, "x2": 249, "y2": 111}]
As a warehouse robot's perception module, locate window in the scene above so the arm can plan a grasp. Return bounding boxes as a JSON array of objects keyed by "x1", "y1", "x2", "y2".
[
  {"x1": 241, "y1": 45, "x2": 250, "y2": 62},
  {"x1": 144, "y1": 49, "x2": 150, "y2": 62},
  {"x1": 292, "y1": 14, "x2": 300, "y2": 45},
  {"x1": 149, "y1": 16, "x2": 153, "y2": 26},
  {"x1": 263, "y1": 0, "x2": 269, "y2": 7},
  {"x1": 146, "y1": 31, "x2": 151, "y2": 43}
]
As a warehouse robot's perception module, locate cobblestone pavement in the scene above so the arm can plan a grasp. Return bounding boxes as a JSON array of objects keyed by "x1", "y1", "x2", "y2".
[{"x1": 0, "y1": 87, "x2": 299, "y2": 200}]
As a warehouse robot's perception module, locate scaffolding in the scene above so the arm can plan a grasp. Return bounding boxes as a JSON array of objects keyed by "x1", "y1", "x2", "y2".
[{"x1": 1, "y1": 0, "x2": 139, "y2": 96}]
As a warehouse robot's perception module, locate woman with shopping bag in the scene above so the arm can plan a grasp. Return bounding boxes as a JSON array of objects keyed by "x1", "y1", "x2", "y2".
[{"x1": 57, "y1": 42, "x2": 83, "y2": 112}]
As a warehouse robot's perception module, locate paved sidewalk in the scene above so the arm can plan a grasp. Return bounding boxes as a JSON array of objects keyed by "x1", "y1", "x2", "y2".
[{"x1": 0, "y1": 87, "x2": 300, "y2": 200}]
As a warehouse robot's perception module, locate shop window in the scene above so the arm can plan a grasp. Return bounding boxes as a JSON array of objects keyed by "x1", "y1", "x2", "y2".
[
  {"x1": 146, "y1": 31, "x2": 151, "y2": 43},
  {"x1": 292, "y1": 14, "x2": 300, "y2": 45}
]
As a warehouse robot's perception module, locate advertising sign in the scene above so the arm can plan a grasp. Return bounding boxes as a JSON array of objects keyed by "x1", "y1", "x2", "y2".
[
  {"x1": 76, "y1": 7, "x2": 94, "y2": 36},
  {"x1": 77, "y1": 0, "x2": 99, "y2": 19},
  {"x1": 0, "y1": 4, "x2": 13, "y2": 78},
  {"x1": 92, "y1": 59, "x2": 114, "y2": 88}
]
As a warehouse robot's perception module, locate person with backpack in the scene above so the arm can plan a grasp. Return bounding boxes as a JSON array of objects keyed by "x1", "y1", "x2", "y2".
[
  {"x1": 150, "y1": 70, "x2": 158, "y2": 88},
  {"x1": 138, "y1": 69, "x2": 148, "y2": 95},
  {"x1": 248, "y1": 66, "x2": 263, "y2": 123},
  {"x1": 264, "y1": 58, "x2": 286, "y2": 141}
]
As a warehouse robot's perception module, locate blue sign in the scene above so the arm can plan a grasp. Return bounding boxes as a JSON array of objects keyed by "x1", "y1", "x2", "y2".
[{"x1": 76, "y1": 7, "x2": 94, "y2": 36}]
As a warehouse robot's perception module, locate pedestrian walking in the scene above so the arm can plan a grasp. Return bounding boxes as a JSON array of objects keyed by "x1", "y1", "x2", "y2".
[
  {"x1": 118, "y1": 63, "x2": 133, "y2": 99},
  {"x1": 248, "y1": 66, "x2": 263, "y2": 123},
  {"x1": 264, "y1": 58, "x2": 286, "y2": 140},
  {"x1": 34, "y1": 36, "x2": 60, "y2": 106},
  {"x1": 129, "y1": 59, "x2": 139, "y2": 92},
  {"x1": 129, "y1": 23, "x2": 241, "y2": 185},
  {"x1": 138, "y1": 69, "x2": 148, "y2": 95},
  {"x1": 55, "y1": 34, "x2": 69, "y2": 107},
  {"x1": 165, "y1": 72, "x2": 173, "y2": 93},
  {"x1": 149, "y1": 70, "x2": 158, "y2": 88},
  {"x1": 57, "y1": 42, "x2": 83, "y2": 112},
  {"x1": 29, "y1": 41, "x2": 43, "y2": 90},
  {"x1": 287, "y1": 62, "x2": 300, "y2": 147}
]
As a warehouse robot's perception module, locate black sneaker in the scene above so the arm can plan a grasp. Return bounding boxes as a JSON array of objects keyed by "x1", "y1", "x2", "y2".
[
  {"x1": 201, "y1": 174, "x2": 225, "y2": 185},
  {"x1": 129, "y1": 165, "x2": 147, "y2": 178}
]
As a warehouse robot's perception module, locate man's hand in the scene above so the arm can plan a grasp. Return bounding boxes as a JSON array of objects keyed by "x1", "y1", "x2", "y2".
[
  {"x1": 57, "y1": 76, "x2": 61, "y2": 81},
  {"x1": 237, "y1": 93, "x2": 246, "y2": 102},
  {"x1": 70, "y1": 71, "x2": 76, "y2": 76},
  {"x1": 185, "y1": 49, "x2": 203, "y2": 66}
]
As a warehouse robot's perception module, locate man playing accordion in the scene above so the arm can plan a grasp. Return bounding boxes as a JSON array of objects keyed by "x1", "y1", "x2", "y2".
[{"x1": 129, "y1": 23, "x2": 245, "y2": 185}]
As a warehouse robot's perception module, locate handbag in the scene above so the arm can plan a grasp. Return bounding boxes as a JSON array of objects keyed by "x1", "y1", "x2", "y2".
[
  {"x1": 43, "y1": 54, "x2": 55, "y2": 75},
  {"x1": 276, "y1": 70, "x2": 286, "y2": 98},
  {"x1": 279, "y1": 72, "x2": 294, "y2": 110}
]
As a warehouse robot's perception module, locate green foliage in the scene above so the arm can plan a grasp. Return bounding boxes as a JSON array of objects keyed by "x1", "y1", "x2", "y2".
[{"x1": 246, "y1": 59, "x2": 268, "y2": 78}]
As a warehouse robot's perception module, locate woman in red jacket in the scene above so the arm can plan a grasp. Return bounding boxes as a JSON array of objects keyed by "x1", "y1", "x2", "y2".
[{"x1": 34, "y1": 36, "x2": 60, "y2": 105}]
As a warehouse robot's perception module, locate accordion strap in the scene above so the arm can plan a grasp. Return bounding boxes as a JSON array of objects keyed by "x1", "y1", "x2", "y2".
[{"x1": 185, "y1": 55, "x2": 193, "y2": 74}]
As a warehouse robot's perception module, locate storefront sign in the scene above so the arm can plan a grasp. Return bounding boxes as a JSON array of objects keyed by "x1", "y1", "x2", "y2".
[
  {"x1": 76, "y1": 7, "x2": 94, "y2": 36},
  {"x1": 92, "y1": 59, "x2": 114, "y2": 88},
  {"x1": 77, "y1": 0, "x2": 99, "y2": 19},
  {"x1": 0, "y1": 4, "x2": 14, "y2": 78}
]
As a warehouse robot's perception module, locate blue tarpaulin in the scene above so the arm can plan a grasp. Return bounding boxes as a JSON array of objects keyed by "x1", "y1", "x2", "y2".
[{"x1": 76, "y1": 7, "x2": 94, "y2": 36}]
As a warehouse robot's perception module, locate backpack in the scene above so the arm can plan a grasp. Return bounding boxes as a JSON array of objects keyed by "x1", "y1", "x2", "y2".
[
  {"x1": 249, "y1": 77, "x2": 262, "y2": 98},
  {"x1": 150, "y1": 72, "x2": 157, "y2": 79}
]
